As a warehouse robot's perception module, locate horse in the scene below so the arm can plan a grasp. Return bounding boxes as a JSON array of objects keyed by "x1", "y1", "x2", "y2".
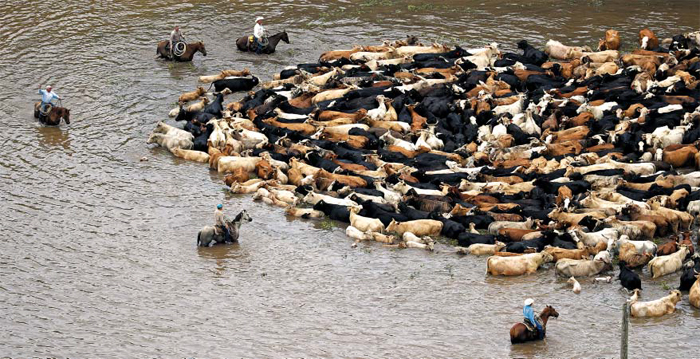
[
  {"x1": 197, "y1": 209, "x2": 253, "y2": 247},
  {"x1": 235, "y1": 31, "x2": 290, "y2": 54},
  {"x1": 156, "y1": 41, "x2": 207, "y2": 61},
  {"x1": 509, "y1": 306, "x2": 559, "y2": 344},
  {"x1": 33, "y1": 102, "x2": 70, "y2": 125}
]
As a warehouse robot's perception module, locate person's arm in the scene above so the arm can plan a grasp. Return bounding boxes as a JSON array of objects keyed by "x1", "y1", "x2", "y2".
[{"x1": 53, "y1": 92, "x2": 60, "y2": 100}]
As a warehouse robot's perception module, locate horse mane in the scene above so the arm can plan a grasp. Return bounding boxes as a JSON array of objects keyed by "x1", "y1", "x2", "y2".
[{"x1": 233, "y1": 210, "x2": 245, "y2": 222}]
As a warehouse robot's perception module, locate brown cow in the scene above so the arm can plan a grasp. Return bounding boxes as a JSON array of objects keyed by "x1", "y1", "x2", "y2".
[
  {"x1": 663, "y1": 146, "x2": 698, "y2": 168},
  {"x1": 319, "y1": 46, "x2": 362, "y2": 62},
  {"x1": 315, "y1": 169, "x2": 367, "y2": 188},
  {"x1": 407, "y1": 105, "x2": 427, "y2": 132},
  {"x1": 556, "y1": 186, "x2": 573, "y2": 207},
  {"x1": 619, "y1": 242, "x2": 654, "y2": 268},
  {"x1": 544, "y1": 246, "x2": 591, "y2": 262},
  {"x1": 680, "y1": 231, "x2": 695, "y2": 256},
  {"x1": 656, "y1": 239, "x2": 679, "y2": 256},
  {"x1": 598, "y1": 29, "x2": 621, "y2": 51},
  {"x1": 224, "y1": 167, "x2": 250, "y2": 186},
  {"x1": 255, "y1": 159, "x2": 274, "y2": 180},
  {"x1": 317, "y1": 108, "x2": 367, "y2": 122},
  {"x1": 179, "y1": 87, "x2": 206, "y2": 103},
  {"x1": 498, "y1": 228, "x2": 539, "y2": 242},
  {"x1": 264, "y1": 118, "x2": 317, "y2": 135},
  {"x1": 638, "y1": 28, "x2": 659, "y2": 50}
]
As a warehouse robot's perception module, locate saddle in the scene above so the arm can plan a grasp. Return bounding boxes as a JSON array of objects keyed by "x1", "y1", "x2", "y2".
[{"x1": 523, "y1": 316, "x2": 543, "y2": 333}]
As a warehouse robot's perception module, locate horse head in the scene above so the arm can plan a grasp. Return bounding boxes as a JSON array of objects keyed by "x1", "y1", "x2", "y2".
[
  {"x1": 281, "y1": 30, "x2": 290, "y2": 44},
  {"x1": 234, "y1": 209, "x2": 253, "y2": 224},
  {"x1": 60, "y1": 108, "x2": 70, "y2": 124},
  {"x1": 197, "y1": 41, "x2": 207, "y2": 56},
  {"x1": 542, "y1": 306, "x2": 559, "y2": 320}
]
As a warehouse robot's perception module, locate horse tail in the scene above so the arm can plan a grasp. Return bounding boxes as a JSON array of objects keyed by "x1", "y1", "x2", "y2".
[
  {"x1": 206, "y1": 82, "x2": 215, "y2": 93},
  {"x1": 197, "y1": 231, "x2": 201, "y2": 246}
]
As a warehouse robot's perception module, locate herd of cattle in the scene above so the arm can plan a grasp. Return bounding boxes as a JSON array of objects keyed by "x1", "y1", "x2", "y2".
[{"x1": 148, "y1": 29, "x2": 700, "y2": 317}]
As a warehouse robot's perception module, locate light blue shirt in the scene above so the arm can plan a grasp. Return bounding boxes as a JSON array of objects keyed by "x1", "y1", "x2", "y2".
[
  {"x1": 524, "y1": 304, "x2": 542, "y2": 330},
  {"x1": 39, "y1": 89, "x2": 60, "y2": 104}
]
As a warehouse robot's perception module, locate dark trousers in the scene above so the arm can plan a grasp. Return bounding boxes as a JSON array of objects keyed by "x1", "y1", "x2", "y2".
[
  {"x1": 218, "y1": 225, "x2": 232, "y2": 242},
  {"x1": 253, "y1": 37, "x2": 264, "y2": 54}
]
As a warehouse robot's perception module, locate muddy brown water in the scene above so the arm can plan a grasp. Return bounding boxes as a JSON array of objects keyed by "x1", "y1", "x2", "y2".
[{"x1": 1, "y1": 0, "x2": 700, "y2": 357}]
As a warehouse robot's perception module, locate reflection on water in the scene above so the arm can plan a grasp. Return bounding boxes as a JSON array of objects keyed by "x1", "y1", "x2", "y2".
[
  {"x1": 197, "y1": 243, "x2": 246, "y2": 277},
  {"x1": 1, "y1": 0, "x2": 699, "y2": 357},
  {"x1": 36, "y1": 126, "x2": 71, "y2": 150}
]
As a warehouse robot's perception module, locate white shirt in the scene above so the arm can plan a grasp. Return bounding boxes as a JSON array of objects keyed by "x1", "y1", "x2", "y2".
[
  {"x1": 214, "y1": 209, "x2": 227, "y2": 227},
  {"x1": 254, "y1": 23, "x2": 265, "y2": 39}
]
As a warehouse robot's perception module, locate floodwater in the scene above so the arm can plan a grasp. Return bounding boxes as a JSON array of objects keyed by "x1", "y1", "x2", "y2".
[{"x1": 1, "y1": 0, "x2": 699, "y2": 357}]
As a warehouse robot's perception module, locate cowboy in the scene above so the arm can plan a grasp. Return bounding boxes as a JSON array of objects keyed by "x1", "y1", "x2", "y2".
[
  {"x1": 169, "y1": 26, "x2": 185, "y2": 58},
  {"x1": 523, "y1": 298, "x2": 543, "y2": 339},
  {"x1": 38, "y1": 85, "x2": 60, "y2": 113},
  {"x1": 253, "y1": 16, "x2": 266, "y2": 54},
  {"x1": 214, "y1": 204, "x2": 232, "y2": 242}
]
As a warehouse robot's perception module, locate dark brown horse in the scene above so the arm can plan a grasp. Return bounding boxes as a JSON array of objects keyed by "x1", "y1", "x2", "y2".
[
  {"x1": 34, "y1": 102, "x2": 70, "y2": 125},
  {"x1": 235, "y1": 31, "x2": 289, "y2": 54},
  {"x1": 156, "y1": 41, "x2": 207, "y2": 61},
  {"x1": 509, "y1": 306, "x2": 559, "y2": 344}
]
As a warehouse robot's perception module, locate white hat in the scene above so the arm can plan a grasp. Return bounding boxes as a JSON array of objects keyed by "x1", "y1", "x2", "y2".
[
  {"x1": 46, "y1": 85, "x2": 52, "y2": 90},
  {"x1": 524, "y1": 298, "x2": 534, "y2": 306},
  {"x1": 256, "y1": 16, "x2": 264, "y2": 22}
]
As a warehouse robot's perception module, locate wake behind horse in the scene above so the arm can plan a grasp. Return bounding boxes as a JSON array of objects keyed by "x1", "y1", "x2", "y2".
[
  {"x1": 34, "y1": 102, "x2": 70, "y2": 126},
  {"x1": 156, "y1": 41, "x2": 207, "y2": 61},
  {"x1": 236, "y1": 31, "x2": 290, "y2": 54}
]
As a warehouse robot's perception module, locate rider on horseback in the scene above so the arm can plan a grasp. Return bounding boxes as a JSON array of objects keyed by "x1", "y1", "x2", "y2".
[
  {"x1": 214, "y1": 204, "x2": 233, "y2": 242},
  {"x1": 38, "y1": 85, "x2": 60, "y2": 114},
  {"x1": 523, "y1": 298, "x2": 544, "y2": 339},
  {"x1": 169, "y1": 26, "x2": 186, "y2": 58},
  {"x1": 253, "y1": 16, "x2": 267, "y2": 54}
]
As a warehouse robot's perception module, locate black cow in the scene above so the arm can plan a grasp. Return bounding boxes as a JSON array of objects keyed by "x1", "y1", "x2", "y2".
[
  {"x1": 212, "y1": 76, "x2": 260, "y2": 93},
  {"x1": 312, "y1": 200, "x2": 350, "y2": 223},
  {"x1": 618, "y1": 261, "x2": 642, "y2": 291}
]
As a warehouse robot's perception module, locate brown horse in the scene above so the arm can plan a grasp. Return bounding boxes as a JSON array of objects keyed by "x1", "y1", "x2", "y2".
[
  {"x1": 509, "y1": 306, "x2": 559, "y2": 344},
  {"x1": 34, "y1": 102, "x2": 70, "y2": 125},
  {"x1": 156, "y1": 41, "x2": 207, "y2": 61},
  {"x1": 235, "y1": 31, "x2": 289, "y2": 54}
]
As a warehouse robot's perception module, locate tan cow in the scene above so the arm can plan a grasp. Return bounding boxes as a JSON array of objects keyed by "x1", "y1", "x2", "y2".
[
  {"x1": 630, "y1": 289, "x2": 681, "y2": 317},
  {"x1": 555, "y1": 251, "x2": 611, "y2": 277},
  {"x1": 648, "y1": 246, "x2": 690, "y2": 279},
  {"x1": 486, "y1": 252, "x2": 554, "y2": 276},
  {"x1": 690, "y1": 275, "x2": 700, "y2": 309},
  {"x1": 543, "y1": 246, "x2": 591, "y2": 262},
  {"x1": 386, "y1": 219, "x2": 443, "y2": 237}
]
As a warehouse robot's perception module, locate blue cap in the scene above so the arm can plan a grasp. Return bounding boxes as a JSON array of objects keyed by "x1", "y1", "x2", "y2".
[{"x1": 217, "y1": 204, "x2": 223, "y2": 209}]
